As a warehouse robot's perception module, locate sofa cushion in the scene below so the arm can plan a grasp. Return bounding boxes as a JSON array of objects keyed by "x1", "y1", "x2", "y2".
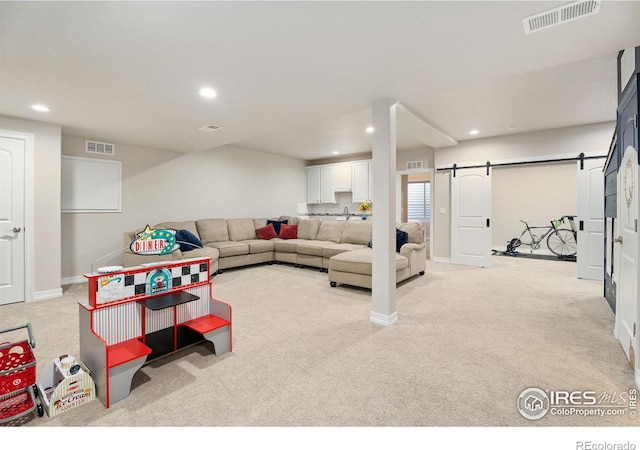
[
  {"x1": 196, "y1": 219, "x2": 229, "y2": 244},
  {"x1": 267, "y1": 219, "x2": 288, "y2": 235},
  {"x1": 244, "y1": 239, "x2": 275, "y2": 254},
  {"x1": 273, "y1": 238, "x2": 305, "y2": 253},
  {"x1": 253, "y1": 218, "x2": 268, "y2": 229},
  {"x1": 396, "y1": 228, "x2": 409, "y2": 252},
  {"x1": 341, "y1": 221, "x2": 372, "y2": 245},
  {"x1": 207, "y1": 241, "x2": 249, "y2": 257},
  {"x1": 397, "y1": 222, "x2": 424, "y2": 244},
  {"x1": 228, "y1": 218, "x2": 257, "y2": 241},
  {"x1": 155, "y1": 221, "x2": 199, "y2": 238},
  {"x1": 183, "y1": 246, "x2": 219, "y2": 261},
  {"x1": 279, "y1": 223, "x2": 298, "y2": 239},
  {"x1": 256, "y1": 224, "x2": 278, "y2": 240},
  {"x1": 323, "y1": 243, "x2": 367, "y2": 258},
  {"x1": 329, "y1": 248, "x2": 408, "y2": 275},
  {"x1": 315, "y1": 221, "x2": 346, "y2": 243},
  {"x1": 297, "y1": 240, "x2": 333, "y2": 256},
  {"x1": 278, "y1": 215, "x2": 300, "y2": 225},
  {"x1": 174, "y1": 229, "x2": 204, "y2": 251},
  {"x1": 297, "y1": 218, "x2": 322, "y2": 240}
]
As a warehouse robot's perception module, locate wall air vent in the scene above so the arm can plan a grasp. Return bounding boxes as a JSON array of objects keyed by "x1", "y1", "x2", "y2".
[
  {"x1": 85, "y1": 140, "x2": 115, "y2": 156},
  {"x1": 198, "y1": 124, "x2": 223, "y2": 132},
  {"x1": 522, "y1": 0, "x2": 600, "y2": 35},
  {"x1": 406, "y1": 161, "x2": 423, "y2": 170}
]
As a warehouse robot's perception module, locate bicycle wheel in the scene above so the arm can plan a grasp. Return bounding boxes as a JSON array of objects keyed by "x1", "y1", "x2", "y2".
[{"x1": 546, "y1": 229, "x2": 577, "y2": 257}]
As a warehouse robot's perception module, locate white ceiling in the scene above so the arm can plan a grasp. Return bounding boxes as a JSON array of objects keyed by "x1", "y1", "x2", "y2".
[{"x1": 1, "y1": 1, "x2": 638, "y2": 161}]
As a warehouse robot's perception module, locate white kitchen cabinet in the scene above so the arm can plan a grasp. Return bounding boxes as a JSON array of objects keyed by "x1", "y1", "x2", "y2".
[
  {"x1": 307, "y1": 166, "x2": 321, "y2": 203},
  {"x1": 352, "y1": 161, "x2": 372, "y2": 203},
  {"x1": 307, "y1": 166, "x2": 336, "y2": 203},
  {"x1": 334, "y1": 163, "x2": 352, "y2": 192}
]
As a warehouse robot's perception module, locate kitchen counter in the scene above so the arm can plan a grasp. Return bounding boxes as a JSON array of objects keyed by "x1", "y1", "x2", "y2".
[{"x1": 300, "y1": 213, "x2": 371, "y2": 221}]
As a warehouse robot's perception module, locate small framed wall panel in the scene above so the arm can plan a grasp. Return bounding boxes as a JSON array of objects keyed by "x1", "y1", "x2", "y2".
[{"x1": 62, "y1": 155, "x2": 122, "y2": 213}]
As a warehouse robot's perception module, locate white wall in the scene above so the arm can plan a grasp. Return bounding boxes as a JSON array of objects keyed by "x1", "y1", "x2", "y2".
[
  {"x1": 0, "y1": 114, "x2": 62, "y2": 298},
  {"x1": 492, "y1": 163, "x2": 577, "y2": 251},
  {"x1": 432, "y1": 122, "x2": 614, "y2": 260},
  {"x1": 396, "y1": 146, "x2": 434, "y2": 171},
  {"x1": 61, "y1": 136, "x2": 306, "y2": 280}
]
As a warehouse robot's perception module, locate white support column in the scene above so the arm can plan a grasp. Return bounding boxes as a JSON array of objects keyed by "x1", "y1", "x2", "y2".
[{"x1": 370, "y1": 99, "x2": 398, "y2": 326}]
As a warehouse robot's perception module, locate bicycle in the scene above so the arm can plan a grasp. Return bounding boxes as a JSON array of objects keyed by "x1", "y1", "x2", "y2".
[{"x1": 506, "y1": 215, "x2": 577, "y2": 257}]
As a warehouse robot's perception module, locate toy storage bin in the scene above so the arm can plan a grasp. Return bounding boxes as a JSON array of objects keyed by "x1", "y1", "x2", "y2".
[{"x1": 37, "y1": 354, "x2": 95, "y2": 417}]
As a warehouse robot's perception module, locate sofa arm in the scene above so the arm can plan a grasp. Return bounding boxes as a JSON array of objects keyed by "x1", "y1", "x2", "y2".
[{"x1": 400, "y1": 242, "x2": 426, "y2": 276}]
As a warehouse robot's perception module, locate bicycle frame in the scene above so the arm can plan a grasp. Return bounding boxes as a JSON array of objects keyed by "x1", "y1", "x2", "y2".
[
  {"x1": 516, "y1": 222, "x2": 556, "y2": 250},
  {"x1": 511, "y1": 215, "x2": 577, "y2": 253}
]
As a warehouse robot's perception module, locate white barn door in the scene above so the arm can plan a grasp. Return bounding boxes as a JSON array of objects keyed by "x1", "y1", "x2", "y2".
[
  {"x1": 451, "y1": 167, "x2": 492, "y2": 268},
  {"x1": 616, "y1": 146, "x2": 638, "y2": 369},
  {"x1": 577, "y1": 158, "x2": 605, "y2": 280}
]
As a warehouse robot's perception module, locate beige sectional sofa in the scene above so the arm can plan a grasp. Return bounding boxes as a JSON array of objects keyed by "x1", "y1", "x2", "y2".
[{"x1": 123, "y1": 216, "x2": 426, "y2": 289}]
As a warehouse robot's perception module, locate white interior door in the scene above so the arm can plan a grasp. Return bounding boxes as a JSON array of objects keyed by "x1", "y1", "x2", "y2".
[
  {"x1": 577, "y1": 158, "x2": 605, "y2": 280},
  {"x1": 616, "y1": 146, "x2": 638, "y2": 366},
  {"x1": 0, "y1": 136, "x2": 25, "y2": 305},
  {"x1": 451, "y1": 167, "x2": 492, "y2": 267}
]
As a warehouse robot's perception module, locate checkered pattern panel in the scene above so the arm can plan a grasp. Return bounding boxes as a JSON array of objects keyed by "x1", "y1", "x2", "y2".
[
  {"x1": 118, "y1": 263, "x2": 208, "y2": 300},
  {"x1": 171, "y1": 263, "x2": 208, "y2": 288}
]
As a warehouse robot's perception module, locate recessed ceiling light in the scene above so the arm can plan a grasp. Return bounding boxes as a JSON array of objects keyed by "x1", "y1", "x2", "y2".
[
  {"x1": 31, "y1": 104, "x2": 50, "y2": 112},
  {"x1": 469, "y1": 129, "x2": 479, "y2": 135},
  {"x1": 332, "y1": 151, "x2": 339, "y2": 155},
  {"x1": 366, "y1": 126, "x2": 374, "y2": 133},
  {"x1": 199, "y1": 87, "x2": 217, "y2": 98}
]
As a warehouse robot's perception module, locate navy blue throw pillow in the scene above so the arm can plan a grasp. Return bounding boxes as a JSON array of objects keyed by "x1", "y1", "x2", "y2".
[
  {"x1": 367, "y1": 238, "x2": 373, "y2": 248},
  {"x1": 174, "y1": 229, "x2": 203, "y2": 252},
  {"x1": 396, "y1": 229, "x2": 409, "y2": 253},
  {"x1": 267, "y1": 219, "x2": 288, "y2": 235}
]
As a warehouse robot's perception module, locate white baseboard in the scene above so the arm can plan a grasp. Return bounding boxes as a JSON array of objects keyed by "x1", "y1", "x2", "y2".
[
  {"x1": 30, "y1": 288, "x2": 63, "y2": 302},
  {"x1": 432, "y1": 257, "x2": 450, "y2": 264},
  {"x1": 61, "y1": 275, "x2": 87, "y2": 286},
  {"x1": 370, "y1": 310, "x2": 398, "y2": 327}
]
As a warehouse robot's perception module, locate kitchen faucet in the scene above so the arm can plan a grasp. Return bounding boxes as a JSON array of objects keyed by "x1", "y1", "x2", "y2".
[{"x1": 343, "y1": 206, "x2": 349, "y2": 215}]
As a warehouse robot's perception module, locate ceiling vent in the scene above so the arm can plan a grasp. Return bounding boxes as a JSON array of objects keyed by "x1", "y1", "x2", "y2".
[
  {"x1": 85, "y1": 140, "x2": 115, "y2": 156},
  {"x1": 406, "y1": 160, "x2": 423, "y2": 170},
  {"x1": 522, "y1": 0, "x2": 600, "y2": 34},
  {"x1": 198, "y1": 124, "x2": 223, "y2": 132}
]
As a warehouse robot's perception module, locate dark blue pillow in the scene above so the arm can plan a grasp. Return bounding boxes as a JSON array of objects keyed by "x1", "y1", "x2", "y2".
[
  {"x1": 396, "y1": 228, "x2": 409, "y2": 253},
  {"x1": 267, "y1": 219, "x2": 288, "y2": 235},
  {"x1": 174, "y1": 229, "x2": 203, "y2": 252},
  {"x1": 367, "y1": 238, "x2": 372, "y2": 248}
]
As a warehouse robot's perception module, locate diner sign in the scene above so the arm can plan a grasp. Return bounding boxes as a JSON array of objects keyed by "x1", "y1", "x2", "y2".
[{"x1": 130, "y1": 225, "x2": 178, "y2": 255}]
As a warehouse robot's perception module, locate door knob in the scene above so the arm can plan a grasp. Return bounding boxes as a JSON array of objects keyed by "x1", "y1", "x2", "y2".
[
  {"x1": 10, "y1": 227, "x2": 21, "y2": 233},
  {"x1": 614, "y1": 236, "x2": 623, "y2": 244}
]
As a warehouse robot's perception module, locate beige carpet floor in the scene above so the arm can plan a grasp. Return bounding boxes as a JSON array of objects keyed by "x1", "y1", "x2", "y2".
[{"x1": 1, "y1": 256, "x2": 637, "y2": 432}]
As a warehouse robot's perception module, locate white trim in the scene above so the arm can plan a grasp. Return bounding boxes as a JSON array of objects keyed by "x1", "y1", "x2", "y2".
[
  {"x1": 61, "y1": 155, "x2": 122, "y2": 213},
  {"x1": 432, "y1": 257, "x2": 451, "y2": 264},
  {"x1": 370, "y1": 310, "x2": 398, "y2": 327},
  {"x1": 0, "y1": 129, "x2": 35, "y2": 304},
  {"x1": 30, "y1": 288, "x2": 63, "y2": 302},
  {"x1": 61, "y1": 275, "x2": 87, "y2": 286}
]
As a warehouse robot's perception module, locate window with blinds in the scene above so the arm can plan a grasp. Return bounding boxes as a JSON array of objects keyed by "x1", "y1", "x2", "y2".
[{"x1": 407, "y1": 181, "x2": 431, "y2": 220}]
